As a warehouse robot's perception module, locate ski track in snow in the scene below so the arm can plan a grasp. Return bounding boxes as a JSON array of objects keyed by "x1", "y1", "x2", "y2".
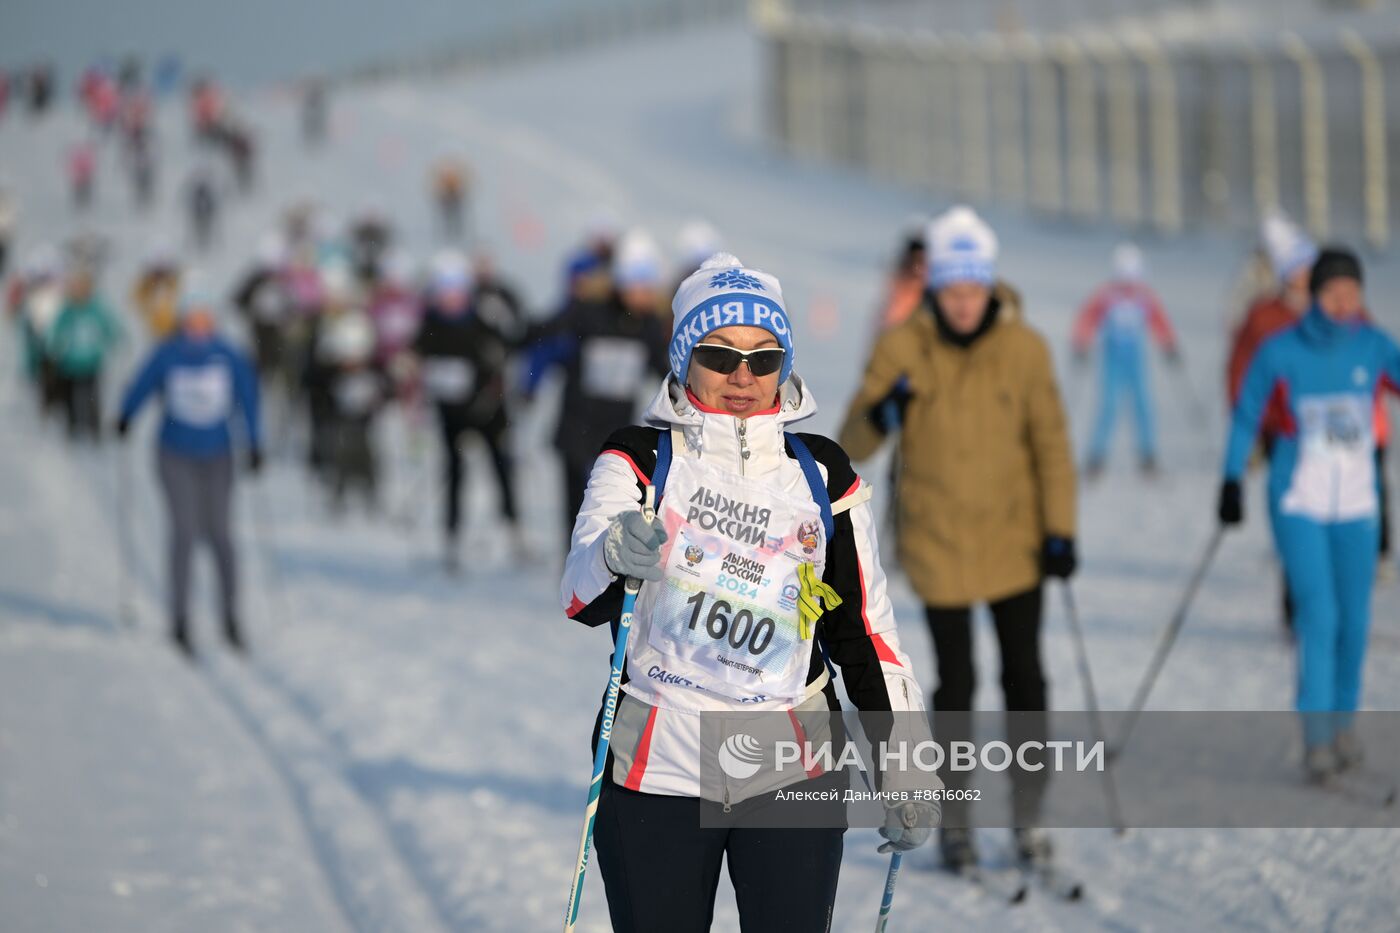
[{"x1": 4, "y1": 20, "x2": 1400, "y2": 932}]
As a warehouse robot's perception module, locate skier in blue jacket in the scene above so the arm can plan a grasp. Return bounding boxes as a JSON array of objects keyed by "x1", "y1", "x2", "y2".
[
  {"x1": 1218, "y1": 246, "x2": 1400, "y2": 782},
  {"x1": 117, "y1": 289, "x2": 261, "y2": 657}
]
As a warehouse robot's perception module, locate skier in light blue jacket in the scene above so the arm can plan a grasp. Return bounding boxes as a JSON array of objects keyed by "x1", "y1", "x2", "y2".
[{"x1": 1218, "y1": 246, "x2": 1400, "y2": 782}]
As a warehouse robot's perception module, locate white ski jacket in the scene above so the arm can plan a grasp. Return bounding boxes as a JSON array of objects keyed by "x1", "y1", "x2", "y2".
[{"x1": 561, "y1": 375, "x2": 926, "y2": 800}]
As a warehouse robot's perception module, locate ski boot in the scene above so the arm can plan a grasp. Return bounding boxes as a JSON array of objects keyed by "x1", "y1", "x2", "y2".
[
  {"x1": 1012, "y1": 827, "x2": 1054, "y2": 866},
  {"x1": 1303, "y1": 745, "x2": 1338, "y2": 785},
  {"x1": 1139, "y1": 456, "x2": 1160, "y2": 479},
  {"x1": 1082, "y1": 458, "x2": 1105, "y2": 482},
  {"x1": 939, "y1": 828, "x2": 979, "y2": 874},
  {"x1": 1333, "y1": 730, "x2": 1365, "y2": 772}
]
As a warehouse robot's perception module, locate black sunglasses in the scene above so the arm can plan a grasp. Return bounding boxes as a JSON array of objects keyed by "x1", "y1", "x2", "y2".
[{"x1": 691, "y1": 343, "x2": 786, "y2": 377}]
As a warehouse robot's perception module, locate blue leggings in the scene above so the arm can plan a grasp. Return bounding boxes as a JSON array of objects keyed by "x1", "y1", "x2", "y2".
[
  {"x1": 1088, "y1": 342, "x2": 1155, "y2": 463},
  {"x1": 1275, "y1": 514, "x2": 1378, "y2": 747}
]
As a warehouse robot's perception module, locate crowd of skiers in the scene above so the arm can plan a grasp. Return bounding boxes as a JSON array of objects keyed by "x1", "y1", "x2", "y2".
[{"x1": 5, "y1": 62, "x2": 1397, "y2": 927}]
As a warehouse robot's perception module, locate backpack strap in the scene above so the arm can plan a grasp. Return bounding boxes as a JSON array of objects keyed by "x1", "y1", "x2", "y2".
[
  {"x1": 651, "y1": 428, "x2": 673, "y2": 501},
  {"x1": 783, "y1": 432, "x2": 835, "y2": 542},
  {"x1": 783, "y1": 431, "x2": 839, "y2": 683}
]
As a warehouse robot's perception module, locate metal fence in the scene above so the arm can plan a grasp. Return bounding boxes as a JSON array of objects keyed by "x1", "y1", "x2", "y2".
[{"x1": 759, "y1": 0, "x2": 1400, "y2": 248}]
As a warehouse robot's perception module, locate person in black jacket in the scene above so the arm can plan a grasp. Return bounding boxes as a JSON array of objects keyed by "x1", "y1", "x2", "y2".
[
  {"x1": 531, "y1": 230, "x2": 670, "y2": 548},
  {"x1": 413, "y1": 250, "x2": 522, "y2": 570}
]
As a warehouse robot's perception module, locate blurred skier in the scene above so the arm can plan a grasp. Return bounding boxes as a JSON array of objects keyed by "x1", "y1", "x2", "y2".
[
  {"x1": 118, "y1": 288, "x2": 261, "y2": 657},
  {"x1": 9, "y1": 246, "x2": 65, "y2": 415},
  {"x1": 349, "y1": 208, "x2": 393, "y2": 286},
  {"x1": 532, "y1": 230, "x2": 670, "y2": 547},
  {"x1": 366, "y1": 250, "x2": 422, "y2": 375},
  {"x1": 303, "y1": 260, "x2": 358, "y2": 480},
  {"x1": 186, "y1": 163, "x2": 220, "y2": 251},
  {"x1": 1072, "y1": 243, "x2": 1179, "y2": 477},
  {"x1": 412, "y1": 251, "x2": 524, "y2": 569},
  {"x1": 872, "y1": 220, "x2": 928, "y2": 336},
  {"x1": 839, "y1": 206, "x2": 1077, "y2": 872},
  {"x1": 68, "y1": 139, "x2": 97, "y2": 210},
  {"x1": 231, "y1": 233, "x2": 293, "y2": 383},
  {"x1": 1219, "y1": 246, "x2": 1400, "y2": 783},
  {"x1": 319, "y1": 307, "x2": 387, "y2": 512},
  {"x1": 430, "y1": 158, "x2": 470, "y2": 242},
  {"x1": 49, "y1": 264, "x2": 122, "y2": 440},
  {"x1": 28, "y1": 64, "x2": 54, "y2": 115},
  {"x1": 189, "y1": 76, "x2": 224, "y2": 142},
  {"x1": 1227, "y1": 212, "x2": 1318, "y2": 631},
  {"x1": 130, "y1": 247, "x2": 183, "y2": 340}
]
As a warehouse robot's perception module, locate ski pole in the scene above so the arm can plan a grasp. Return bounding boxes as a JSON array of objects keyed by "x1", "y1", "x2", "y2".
[
  {"x1": 115, "y1": 440, "x2": 137, "y2": 629},
  {"x1": 1059, "y1": 583, "x2": 1127, "y2": 835},
  {"x1": 874, "y1": 851, "x2": 902, "y2": 933},
  {"x1": 1112, "y1": 526, "x2": 1226, "y2": 759},
  {"x1": 564, "y1": 486, "x2": 655, "y2": 933}
]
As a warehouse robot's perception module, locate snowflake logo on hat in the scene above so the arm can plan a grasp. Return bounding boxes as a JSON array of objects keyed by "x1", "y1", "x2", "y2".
[{"x1": 709, "y1": 268, "x2": 765, "y2": 292}]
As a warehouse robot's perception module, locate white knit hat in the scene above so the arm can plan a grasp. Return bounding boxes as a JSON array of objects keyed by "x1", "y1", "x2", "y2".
[
  {"x1": 613, "y1": 229, "x2": 665, "y2": 288},
  {"x1": 926, "y1": 206, "x2": 999, "y2": 289},
  {"x1": 1114, "y1": 242, "x2": 1145, "y2": 281},
  {"x1": 1261, "y1": 210, "x2": 1317, "y2": 283},
  {"x1": 669, "y1": 253, "x2": 793, "y2": 384}
]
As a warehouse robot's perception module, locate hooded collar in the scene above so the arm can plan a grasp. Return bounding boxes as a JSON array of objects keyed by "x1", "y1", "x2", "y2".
[
  {"x1": 642, "y1": 374, "x2": 818, "y2": 478},
  {"x1": 1299, "y1": 304, "x2": 1367, "y2": 346},
  {"x1": 928, "y1": 290, "x2": 1003, "y2": 349}
]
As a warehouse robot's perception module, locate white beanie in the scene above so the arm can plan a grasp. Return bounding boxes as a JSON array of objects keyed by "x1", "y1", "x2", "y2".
[
  {"x1": 1261, "y1": 210, "x2": 1317, "y2": 283},
  {"x1": 430, "y1": 248, "x2": 472, "y2": 296},
  {"x1": 613, "y1": 229, "x2": 665, "y2": 289},
  {"x1": 669, "y1": 253, "x2": 794, "y2": 384},
  {"x1": 1113, "y1": 242, "x2": 1145, "y2": 282},
  {"x1": 926, "y1": 206, "x2": 999, "y2": 289}
]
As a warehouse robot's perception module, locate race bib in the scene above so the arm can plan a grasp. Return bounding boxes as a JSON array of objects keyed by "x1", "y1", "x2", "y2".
[
  {"x1": 422, "y1": 357, "x2": 474, "y2": 402},
  {"x1": 1282, "y1": 393, "x2": 1377, "y2": 521},
  {"x1": 637, "y1": 453, "x2": 826, "y2": 704},
  {"x1": 1105, "y1": 299, "x2": 1145, "y2": 345},
  {"x1": 167, "y1": 363, "x2": 233, "y2": 426},
  {"x1": 581, "y1": 337, "x2": 647, "y2": 401}
]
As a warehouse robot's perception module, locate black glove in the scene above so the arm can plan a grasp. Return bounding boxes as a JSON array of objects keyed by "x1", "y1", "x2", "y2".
[
  {"x1": 1042, "y1": 536, "x2": 1077, "y2": 579},
  {"x1": 248, "y1": 448, "x2": 264, "y2": 474},
  {"x1": 868, "y1": 377, "x2": 912, "y2": 435},
  {"x1": 1218, "y1": 479, "x2": 1243, "y2": 526},
  {"x1": 115, "y1": 416, "x2": 130, "y2": 439}
]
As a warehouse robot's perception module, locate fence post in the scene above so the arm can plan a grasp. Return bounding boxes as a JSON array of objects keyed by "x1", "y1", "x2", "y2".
[
  {"x1": 1058, "y1": 35, "x2": 1100, "y2": 221},
  {"x1": 952, "y1": 33, "x2": 992, "y2": 202},
  {"x1": 1026, "y1": 36, "x2": 1065, "y2": 215},
  {"x1": 988, "y1": 33, "x2": 1027, "y2": 206},
  {"x1": 1283, "y1": 32, "x2": 1330, "y2": 239},
  {"x1": 1248, "y1": 45, "x2": 1281, "y2": 220},
  {"x1": 1341, "y1": 28, "x2": 1389, "y2": 249},
  {"x1": 1130, "y1": 31, "x2": 1183, "y2": 235},
  {"x1": 1092, "y1": 33, "x2": 1143, "y2": 227}
]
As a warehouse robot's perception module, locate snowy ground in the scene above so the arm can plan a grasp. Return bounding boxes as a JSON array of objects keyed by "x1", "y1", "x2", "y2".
[{"x1": 4, "y1": 20, "x2": 1400, "y2": 933}]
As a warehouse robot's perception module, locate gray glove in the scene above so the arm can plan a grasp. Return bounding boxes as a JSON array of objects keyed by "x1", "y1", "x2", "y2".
[
  {"x1": 603, "y1": 510, "x2": 668, "y2": 582},
  {"x1": 877, "y1": 800, "x2": 938, "y2": 853}
]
